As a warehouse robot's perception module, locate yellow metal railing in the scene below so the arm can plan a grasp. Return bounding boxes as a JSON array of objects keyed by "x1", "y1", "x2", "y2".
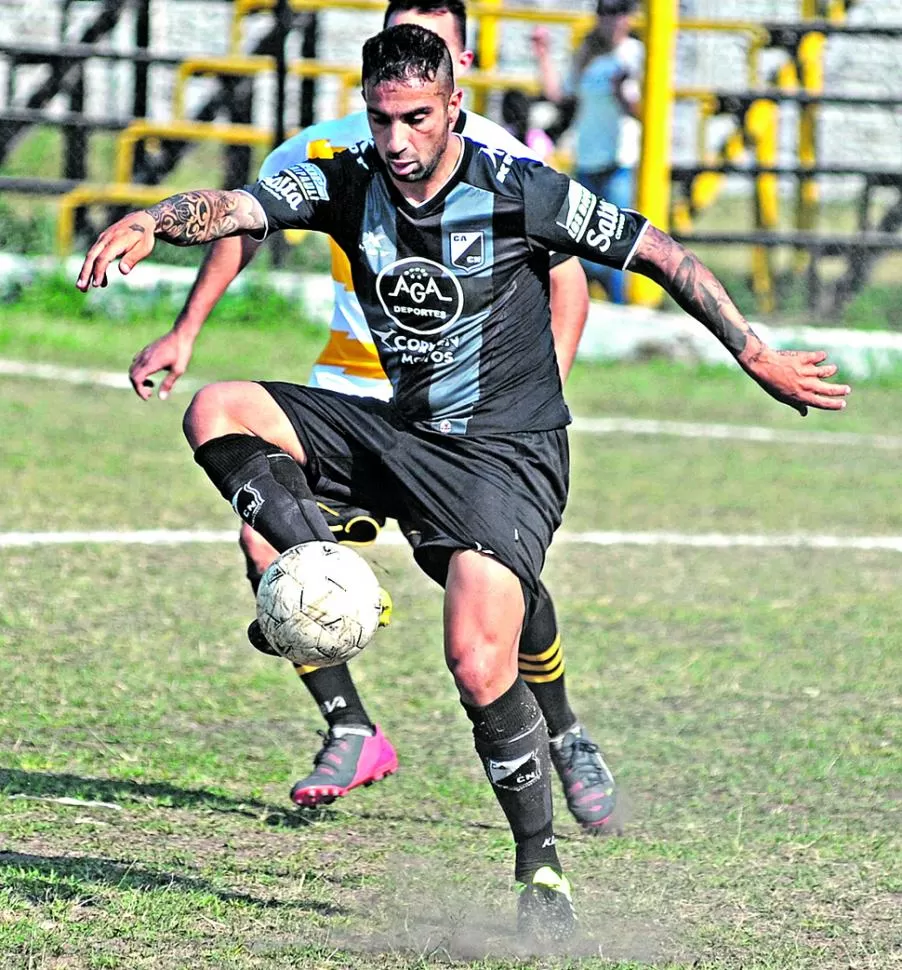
[
  {"x1": 56, "y1": 0, "x2": 852, "y2": 312},
  {"x1": 230, "y1": 0, "x2": 770, "y2": 90},
  {"x1": 745, "y1": 99, "x2": 780, "y2": 312},
  {"x1": 56, "y1": 119, "x2": 284, "y2": 255},
  {"x1": 632, "y1": 0, "x2": 677, "y2": 308},
  {"x1": 113, "y1": 119, "x2": 275, "y2": 184},
  {"x1": 173, "y1": 57, "x2": 361, "y2": 120},
  {"x1": 57, "y1": 183, "x2": 175, "y2": 255}
]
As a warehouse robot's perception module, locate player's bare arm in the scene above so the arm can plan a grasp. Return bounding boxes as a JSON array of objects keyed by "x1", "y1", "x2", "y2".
[
  {"x1": 129, "y1": 234, "x2": 262, "y2": 401},
  {"x1": 146, "y1": 190, "x2": 262, "y2": 245},
  {"x1": 548, "y1": 258, "x2": 588, "y2": 382},
  {"x1": 628, "y1": 225, "x2": 851, "y2": 416},
  {"x1": 76, "y1": 189, "x2": 265, "y2": 291}
]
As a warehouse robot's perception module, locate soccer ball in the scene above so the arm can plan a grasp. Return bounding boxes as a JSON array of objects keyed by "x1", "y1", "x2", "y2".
[{"x1": 256, "y1": 541, "x2": 383, "y2": 668}]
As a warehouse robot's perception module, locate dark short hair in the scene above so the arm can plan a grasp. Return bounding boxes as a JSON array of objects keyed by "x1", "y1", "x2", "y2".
[
  {"x1": 363, "y1": 24, "x2": 455, "y2": 92},
  {"x1": 501, "y1": 89, "x2": 531, "y2": 127},
  {"x1": 383, "y1": 0, "x2": 467, "y2": 50},
  {"x1": 596, "y1": 0, "x2": 637, "y2": 14}
]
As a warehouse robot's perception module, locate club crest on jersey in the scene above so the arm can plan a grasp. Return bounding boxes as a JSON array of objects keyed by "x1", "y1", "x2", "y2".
[
  {"x1": 376, "y1": 257, "x2": 463, "y2": 335},
  {"x1": 449, "y1": 231, "x2": 485, "y2": 270}
]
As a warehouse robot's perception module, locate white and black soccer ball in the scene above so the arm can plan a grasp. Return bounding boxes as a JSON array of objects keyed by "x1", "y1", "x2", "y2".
[{"x1": 256, "y1": 541, "x2": 383, "y2": 668}]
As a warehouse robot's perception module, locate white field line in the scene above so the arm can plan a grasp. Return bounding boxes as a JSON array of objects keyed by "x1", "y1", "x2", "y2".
[
  {"x1": 0, "y1": 359, "x2": 135, "y2": 390},
  {"x1": 570, "y1": 416, "x2": 902, "y2": 450},
  {"x1": 3, "y1": 529, "x2": 902, "y2": 552},
  {"x1": 2, "y1": 357, "x2": 898, "y2": 450}
]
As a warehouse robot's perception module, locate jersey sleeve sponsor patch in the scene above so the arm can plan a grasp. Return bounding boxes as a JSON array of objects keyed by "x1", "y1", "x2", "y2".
[
  {"x1": 259, "y1": 163, "x2": 330, "y2": 210},
  {"x1": 555, "y1": 181, "x2": 596, "y2": 243},
  {"x1": 554, "y1": 180, "x2": 644, "y2": 262}
]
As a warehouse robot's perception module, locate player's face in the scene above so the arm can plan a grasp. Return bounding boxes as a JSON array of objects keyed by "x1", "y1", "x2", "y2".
[
  {"x1": 385, "y1": 10, "x2": 475, "y2": 73},
  {"x1": 366, "y1": 77, "x2": 463, "y2": 190}
]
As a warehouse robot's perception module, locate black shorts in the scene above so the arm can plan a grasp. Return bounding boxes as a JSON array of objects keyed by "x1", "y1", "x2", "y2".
[{"x1": 259, "y1": 382, "x2": 569, "y2": 596}]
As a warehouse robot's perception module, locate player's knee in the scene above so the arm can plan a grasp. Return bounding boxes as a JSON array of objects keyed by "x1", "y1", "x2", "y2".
[
  {"x1": 446, "y1": 641, "x2": 517, "y2": 706},
  {"x1": 183, "y1": 381, "x2": 279, "y2": 450},
  {"x1": 182, "y1": 383, "x2": 233, "y2": 448}
]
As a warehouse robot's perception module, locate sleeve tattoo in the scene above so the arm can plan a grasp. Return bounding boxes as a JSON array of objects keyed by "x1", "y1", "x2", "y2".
[
  {"x1": 629, "y1": 226, "x2": 754, "y2": 357},
  {"x1": 145, "y1": 190, "x2": 262, "y2": 246}
]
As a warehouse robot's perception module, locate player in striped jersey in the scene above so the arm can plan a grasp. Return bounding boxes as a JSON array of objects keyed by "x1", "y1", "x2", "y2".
[
  {"x1": 127, "y1": 0, "x2": 617, "y2": 840},
  {"x1": 81, "y1": 23, "x2": 849, "y2": 942}
]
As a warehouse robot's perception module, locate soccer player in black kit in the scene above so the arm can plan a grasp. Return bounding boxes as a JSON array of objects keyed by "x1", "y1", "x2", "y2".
[{"x1": 78, "y1": 24, "x2": 850, "y2": 944}]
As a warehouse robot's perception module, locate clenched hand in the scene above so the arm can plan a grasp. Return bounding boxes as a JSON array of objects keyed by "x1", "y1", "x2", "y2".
[{"x1": 129, "y1": 329, "x2": 196, "y2": 401}]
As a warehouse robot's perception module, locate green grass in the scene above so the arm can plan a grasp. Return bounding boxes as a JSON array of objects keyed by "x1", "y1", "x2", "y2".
[{"x1": 0, "y1": 324, "x2": 900, "y2": 969}]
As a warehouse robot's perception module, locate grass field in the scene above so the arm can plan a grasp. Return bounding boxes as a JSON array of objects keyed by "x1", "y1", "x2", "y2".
[{"x1": 0, "y1": 312, "x2": 900, "y2": 969}]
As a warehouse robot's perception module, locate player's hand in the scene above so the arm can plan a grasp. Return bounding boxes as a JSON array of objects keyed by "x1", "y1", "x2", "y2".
[
  {"x1": 531, "y1": 25, "x2": 552, "y2": 57},
  {"x1": 738, "y1": 342, "x2": 851, "y2": 416},
  {"x1": 129, "y1": 328, "x2": 195, "y2": 401},
  {"x1": 76, "y1": 210, "x2": 156, "y2": 291}
]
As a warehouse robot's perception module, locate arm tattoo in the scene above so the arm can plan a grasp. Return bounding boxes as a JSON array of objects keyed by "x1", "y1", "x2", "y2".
[
  {"x1": 630, "y1": 226, "x2": 754, "y2": 357},
  {"x1": 145, "y1": 190, "x2": 261, "y2": 246}
]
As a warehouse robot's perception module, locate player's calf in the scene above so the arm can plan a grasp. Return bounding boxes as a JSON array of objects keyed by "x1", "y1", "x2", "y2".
[{"x1": 193, "y1": 433, "x2": 334, "y2": 551}]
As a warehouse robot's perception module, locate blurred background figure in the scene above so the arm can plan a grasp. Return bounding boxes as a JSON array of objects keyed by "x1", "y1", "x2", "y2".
[
  {"x1": 532, "y1": 0, "x2": 643, "y2": 303},
  {"x1": 500, "y1": 88, "x2": 556, "y2": 161}
]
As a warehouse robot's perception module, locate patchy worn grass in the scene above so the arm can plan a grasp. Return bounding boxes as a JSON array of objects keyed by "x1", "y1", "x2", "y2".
[{"x1": 0, "y1": 331, "x2": 899, "y2": 969}]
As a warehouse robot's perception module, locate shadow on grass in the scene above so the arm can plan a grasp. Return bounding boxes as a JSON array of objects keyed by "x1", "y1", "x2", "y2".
[
  {"x1": 0, "y1": 768, "x2": 522, "y2": 834},
  {"x1": 0, "y1": 850, "x2": 346, "y2": 914},
  {"x1": 0, "y1": 767, "x2": 285, "y2": 818}
]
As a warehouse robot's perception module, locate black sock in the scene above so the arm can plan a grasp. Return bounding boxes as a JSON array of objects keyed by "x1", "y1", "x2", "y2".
[
  {"x1": 463, "y1": 677, "x2": 560, "y2": 882},
  {"x1": 194, "y1": 434, "x2": 333, "y2": 551},
  {"x1": 297, "y1": 664, "x2": 374, "y2": 731},
  {"x1": 518, "y1": 583, "x2": 576, "y2": 739},
  {"x1": 241, "y1": 519, "x2": 371, "y2": 730}
]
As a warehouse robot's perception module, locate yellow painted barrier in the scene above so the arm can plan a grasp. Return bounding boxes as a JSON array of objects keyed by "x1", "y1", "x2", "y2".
[
  {"x1": 632, "y1": 0, "x2": 677, "y2": 308},
  {"x1": 173, "y1": 57, "x2": 360, "y2": 119},
  {"x1": 745, "y1": 99, "x2": 780, "y2": 312},
  {"x1": 57, "y1": 183, "x2": 176, "y2": 255},
  {"x1": 796, "y1": 31, "x2": 825, "y2": 245},
  {"x1": 114, "y1": 119, "x2": 275, "y2": 184}
]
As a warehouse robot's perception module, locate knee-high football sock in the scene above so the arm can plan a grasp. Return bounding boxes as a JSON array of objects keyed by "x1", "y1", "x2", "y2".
[
  {"x1": 518, "y1": 583, "x2": 576, "y2": 739},
  {"x1": 463, "y1": 677, "x2": 561, "y2": 882},
  {"x1": 294, "y1": 663, "x2": 374, "y2": 730},
  {"x1": 194, "y1": 434, "x2": 333, "y2": 551}
]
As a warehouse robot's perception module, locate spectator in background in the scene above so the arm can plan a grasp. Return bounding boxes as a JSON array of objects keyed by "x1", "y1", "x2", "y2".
[
  {"x1": 532, "y1": 0, "x2": 643, "y2": 303},
  {"x1": 500, "y1": 88, "x2": 556, "y2": 161}
]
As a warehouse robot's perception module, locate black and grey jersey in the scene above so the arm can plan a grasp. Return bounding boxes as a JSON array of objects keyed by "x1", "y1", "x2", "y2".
[{"x1": 245, "y1": 135, "x2": 648, "y2": 435}]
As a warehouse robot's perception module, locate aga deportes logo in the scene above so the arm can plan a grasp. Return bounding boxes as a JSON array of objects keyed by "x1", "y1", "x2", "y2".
[{"x1": 376, "y1": 257, "x2": 463, "y2": 336}]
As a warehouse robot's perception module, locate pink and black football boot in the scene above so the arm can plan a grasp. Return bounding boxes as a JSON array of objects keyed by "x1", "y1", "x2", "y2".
[
  {"x1": 550, "y1": 725, "x2": 621, "y2": 835},
  {"x1": 290, "y1": 724, "x2": 398, "y2": 806}
]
